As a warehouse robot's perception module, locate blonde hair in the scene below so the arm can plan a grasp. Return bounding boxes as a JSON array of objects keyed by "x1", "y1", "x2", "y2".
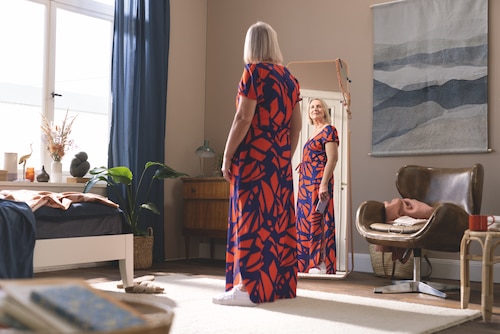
[
  {"x1": 243, "y1": 21, "x2": 283, "y2": 64},
  {"x1": 308, "y1": 98, "x2": 332, "y2": 125}
]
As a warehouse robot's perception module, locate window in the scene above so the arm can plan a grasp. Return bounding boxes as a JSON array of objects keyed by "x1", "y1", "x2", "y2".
[{"x1": 0, "y1": 0, "x2": 114, "y2": 180}]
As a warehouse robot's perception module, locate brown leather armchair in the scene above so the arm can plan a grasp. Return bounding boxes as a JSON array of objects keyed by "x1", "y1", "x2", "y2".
[{"x1": 356, "y1": 164, "x2": 484, "y2": 298}]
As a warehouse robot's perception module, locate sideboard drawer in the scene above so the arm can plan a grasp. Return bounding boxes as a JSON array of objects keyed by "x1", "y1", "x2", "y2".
[
  {"x1": 183, "y1": 200, "x2": 228, "y2": 231},
  {"x1": 183, "y1": 179, "x2": 229, "y2": 199},
  {"x1": 182, "y1": 177, "x2": 229, "y2": 259}
]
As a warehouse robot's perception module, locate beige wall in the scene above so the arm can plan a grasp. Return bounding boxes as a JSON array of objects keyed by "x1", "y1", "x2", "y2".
[
  {"x1": 166, "y1": 0, "x2": 499, "y2": 264},
  {"x1": 164, "y1": 0, "x2": 207, "y2": 259}
]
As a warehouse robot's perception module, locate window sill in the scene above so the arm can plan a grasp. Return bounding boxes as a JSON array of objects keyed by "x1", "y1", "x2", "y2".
[{"x1": 0, "y1": 181, "x2": 106, "y2": 196}]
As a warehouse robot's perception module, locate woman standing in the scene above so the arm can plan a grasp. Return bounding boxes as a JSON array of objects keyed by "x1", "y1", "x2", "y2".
[
  {"x1": 213, "y1": 21, "x2": 302, "y2": 306},
  {"x1": 296, "y1": 98, "x2": 339, "y2": 275}
]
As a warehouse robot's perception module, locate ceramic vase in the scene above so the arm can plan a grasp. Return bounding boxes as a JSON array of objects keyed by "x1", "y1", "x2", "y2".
[
  {"x1": 51, "y1": 160, "x2": 63, "y2": 183},
  {"x1": 36, "y1": 165, "x2": 50, "y2": 182}
]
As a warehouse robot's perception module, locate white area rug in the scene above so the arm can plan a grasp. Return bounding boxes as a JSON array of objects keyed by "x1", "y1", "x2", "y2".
[{"x1": 92, "y1": 274, "x2": 481, "y2": 334}]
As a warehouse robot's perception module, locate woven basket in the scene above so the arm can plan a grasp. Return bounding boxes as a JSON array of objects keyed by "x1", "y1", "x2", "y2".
[
  {"x1": 368, "y1": 244, "x2": 414, "y2": 279},
  {"x1": 134, "y1": 227, "x2": 154, "y2": 269}
]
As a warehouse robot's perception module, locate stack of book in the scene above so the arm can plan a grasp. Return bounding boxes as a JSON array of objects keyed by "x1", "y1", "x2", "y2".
[{"x1": 0, "y1": 279, "x2": 147, "y2": 332}]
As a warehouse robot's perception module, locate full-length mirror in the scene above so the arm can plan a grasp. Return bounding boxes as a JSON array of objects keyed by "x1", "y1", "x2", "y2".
[{"x1": 287, "y1": 59, "x2": 353, "y2": 279}]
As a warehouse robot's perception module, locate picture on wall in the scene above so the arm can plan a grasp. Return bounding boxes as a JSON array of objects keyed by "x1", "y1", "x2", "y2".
[{"x1": 371, "y1": 0, "x2": 488, "y2": 156}]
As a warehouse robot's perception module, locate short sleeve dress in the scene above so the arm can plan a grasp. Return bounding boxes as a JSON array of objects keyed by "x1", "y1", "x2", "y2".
[
  {"x1": 225, "y1": 62, "x2": 301, "y2": 303},
  {"x1": 296, "y1": 124, "x2": 339, "y2": 274}
]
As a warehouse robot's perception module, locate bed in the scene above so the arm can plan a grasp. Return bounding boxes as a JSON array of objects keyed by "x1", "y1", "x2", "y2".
[{"x1": 0, "y1": 190, "x2": 134, "y2": 288}]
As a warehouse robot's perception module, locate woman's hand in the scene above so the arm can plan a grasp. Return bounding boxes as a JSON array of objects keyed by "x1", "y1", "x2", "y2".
[
  {"x1": 221, "y1": 157, "x2": 232, "y2": 182},
  {"x1": 220, "y1": 95, "x2": 256, "y2": 183},
  {"x1": 319, "y1": 184, "x2": 329, "y2": 201}
]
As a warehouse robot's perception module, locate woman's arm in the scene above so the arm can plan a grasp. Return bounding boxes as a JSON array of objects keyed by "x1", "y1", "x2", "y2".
[
  {"x1": 289, "y1": 103, "x2": 302, "y2": 156},
  {"x1": 221, "y1": 95, "x2": 256, "y2": 181},
  {"x1": 318, "y1": 141, "x2": 338, "y2": 201}
]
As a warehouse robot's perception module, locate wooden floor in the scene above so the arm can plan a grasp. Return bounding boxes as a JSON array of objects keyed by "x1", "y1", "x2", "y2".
[{"x1": 35, "y1": 258, "x2": 500, "y2": 333}]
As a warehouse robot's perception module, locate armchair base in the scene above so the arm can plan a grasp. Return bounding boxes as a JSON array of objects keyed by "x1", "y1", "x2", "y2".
[
  {"x1": 374, "y1": 280, "x2": 458, "y2": 298},
  {"x1": 373, "y1": 250, "x2": 459, "y2": 298}
]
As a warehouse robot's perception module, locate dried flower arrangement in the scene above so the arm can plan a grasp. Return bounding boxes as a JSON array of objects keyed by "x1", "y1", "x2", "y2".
[{"x1": 41, "y1": 110, "x2": 77, "y2": 162}]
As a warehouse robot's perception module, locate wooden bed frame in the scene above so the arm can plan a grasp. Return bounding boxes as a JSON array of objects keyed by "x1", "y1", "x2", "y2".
[{"x1": 33, "y1": 234, "x2": 134, "y2": 288}]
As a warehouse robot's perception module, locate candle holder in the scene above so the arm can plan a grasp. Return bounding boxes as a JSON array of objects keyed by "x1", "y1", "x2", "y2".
[{"x1": 25, "y1": 167, "x2": 35, "y2": 182}]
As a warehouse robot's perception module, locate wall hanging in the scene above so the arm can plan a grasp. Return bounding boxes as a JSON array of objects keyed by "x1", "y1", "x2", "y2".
[{"x1": 371, "y1": 0, "x2": 488, "y2": 156}]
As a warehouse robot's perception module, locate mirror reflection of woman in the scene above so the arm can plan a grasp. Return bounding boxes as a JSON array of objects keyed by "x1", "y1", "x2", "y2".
[{"x1": 296, "y1": 98, "x2": 339, "y2": 274}]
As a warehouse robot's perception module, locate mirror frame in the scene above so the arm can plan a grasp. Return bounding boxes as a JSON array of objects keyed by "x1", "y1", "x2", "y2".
[{"x1": 287, "y1": 59, "x2": 353, "y2": 279}]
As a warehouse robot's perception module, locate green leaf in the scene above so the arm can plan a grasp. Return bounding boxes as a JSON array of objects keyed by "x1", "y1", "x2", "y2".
[
  {"x1": 154, "y1": 167, "x2": 188, "y2": 179},
  {"x1": 83, "y1": 177, "x2": 101, "y2": 193},
  {"x1": 107, "y1": 166, "x2": 133, "y2": 185},
  {"x1": 89, "y1": 166, "x2": 109, "y2": 175},
  {"x1": 141, "y1": 202, "x2": 160, "y2": 215}
]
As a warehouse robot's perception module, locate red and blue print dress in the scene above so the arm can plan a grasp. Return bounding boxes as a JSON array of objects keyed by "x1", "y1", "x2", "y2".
[
  {"x1": 225, "y1": 63, "x2": 301, "y2": 303},
  {"x1": 296, "y1": 125, "x2": 339, "y2": 274}
]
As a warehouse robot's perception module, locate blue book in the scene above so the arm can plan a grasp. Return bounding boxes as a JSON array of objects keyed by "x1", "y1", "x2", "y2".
[{"x1": 30, "y1": 284, "x2": 146, "y2": 332}]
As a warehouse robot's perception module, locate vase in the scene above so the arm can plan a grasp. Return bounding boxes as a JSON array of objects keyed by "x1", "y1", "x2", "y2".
[
  {"x1": 36, "y1": 165, "x2": 50, "y2": 182},
  {"x1": 51, "y1": 160, "x2": 63, "y2": 183}
]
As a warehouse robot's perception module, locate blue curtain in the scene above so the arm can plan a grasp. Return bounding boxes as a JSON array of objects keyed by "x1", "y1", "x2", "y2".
[{"x1": 110, "y1": 0, "x2": 170, "y2": 262}]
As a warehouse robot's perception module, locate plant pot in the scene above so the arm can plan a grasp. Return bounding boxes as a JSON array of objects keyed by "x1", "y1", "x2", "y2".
[{"x1": 134, "y1": 227, "x2": 154, "y2": 269}]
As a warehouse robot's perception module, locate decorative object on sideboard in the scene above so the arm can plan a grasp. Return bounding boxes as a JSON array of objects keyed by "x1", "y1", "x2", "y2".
[
  {"x1": 18, "y1": 143, "x2": 33, "y2": 181},
  {"x1": 195, "y1": 139, "x2": 215, "y2": 177},
  {"x1": 83, "y1": 162, "x2": 188, "y2": 269},
  {"x1": 41, "y1": 109, "x2": 77, "y2": 164},
  {"x1": 4, "y1": 152, "x2": 18, "y2": 181},
  {"x1": 41, "y1": 110, "x2": 78, "y2": 184},
  {"x1": 36, "y1": 166, "x2": 50, "y2": 182},
  {"x1": 51, "y1": 161, "x2": 63, "y2": 183},
  {"x1": 70, "y1": 152, "x2": 91, "y2": 177},
  {"x1": 25, "y1": 167, "x2": 35, "y2": 182}
]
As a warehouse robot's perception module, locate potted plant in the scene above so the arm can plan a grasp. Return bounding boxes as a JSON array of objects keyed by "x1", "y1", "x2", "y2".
[{"x1": 83, "y1": 161, "x2": 187, "y2": 268}]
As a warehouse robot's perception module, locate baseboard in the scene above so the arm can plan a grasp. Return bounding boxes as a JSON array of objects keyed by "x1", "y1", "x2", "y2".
[
  {"x1": 196, "y1": 243, "x2": 500, "y2": 284},
  {"x1": 353, "y1": 252, "x2": 500, "y2": 284}
]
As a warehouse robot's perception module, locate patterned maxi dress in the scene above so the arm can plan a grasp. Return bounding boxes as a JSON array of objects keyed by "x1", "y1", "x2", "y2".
[
  {"x1": 296, "y1": 125, "x2": 339, "y2": 274},
  {"x1": 225, "y1": 62, "x2": 301, "y2": 303}
]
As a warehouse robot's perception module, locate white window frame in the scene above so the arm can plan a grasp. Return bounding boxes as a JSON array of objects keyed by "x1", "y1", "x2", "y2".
[{"x1": 1, "y1": 0, "x2": 114, "y2": 180}]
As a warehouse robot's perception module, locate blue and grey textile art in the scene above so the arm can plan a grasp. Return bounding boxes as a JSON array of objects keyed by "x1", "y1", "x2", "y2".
[{"x1": 371, "y1": 0, "x2": 488, "y2": 156}]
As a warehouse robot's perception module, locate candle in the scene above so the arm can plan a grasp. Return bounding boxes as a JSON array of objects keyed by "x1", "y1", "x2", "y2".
[{"x1": 4, "y1": 152, "x2": 17, "y2": 181}]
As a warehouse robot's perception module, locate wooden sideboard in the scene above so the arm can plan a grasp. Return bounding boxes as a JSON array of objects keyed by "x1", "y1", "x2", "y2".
[{"x1": 182, "y1": 177, "x2": 229, "y2": 259}]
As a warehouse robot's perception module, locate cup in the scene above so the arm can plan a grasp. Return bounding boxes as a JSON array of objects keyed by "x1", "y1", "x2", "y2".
[{"x1": 468, "y1": 214, "x2": 495, "y2": 231}]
